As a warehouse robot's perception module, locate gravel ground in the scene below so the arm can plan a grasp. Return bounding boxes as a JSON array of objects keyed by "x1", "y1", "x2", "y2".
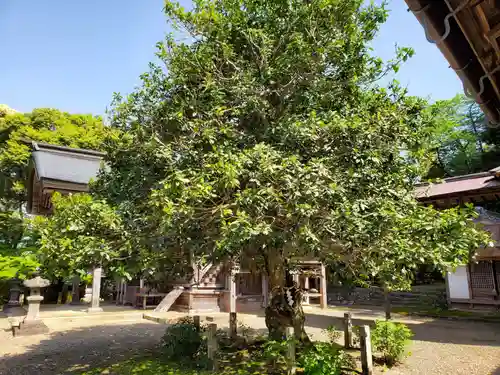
[
  {"x1": 1, "y1": 311, "x2": 500, "y2": 375},
  {"x1": 374, "y1": 319, "x2": 500, "y2": 375}
]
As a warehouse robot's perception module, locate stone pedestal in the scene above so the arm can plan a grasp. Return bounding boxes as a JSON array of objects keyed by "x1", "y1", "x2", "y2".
[
  {"x1": 88, "y1": 266, "x2": 103, "y2": 313},
  {"x1": 25, "y1": 295, "x2": 43, "y2": 320}
]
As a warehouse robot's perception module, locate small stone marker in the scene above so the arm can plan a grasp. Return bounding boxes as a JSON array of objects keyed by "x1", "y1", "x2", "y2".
[
  {"x1": 229, "y1": 312, "x2": 237, "y2": 339},
  {"x1": 360, "y1": 325, "x2": 373, "y2": 375},
  {"x1": 286, "y1": 327, "x2": 296, "y2": 375},
  {"x1": 206, "y1": 323, "x2": 218, "y2": 370},
  {"x1": 344, "y1": 312, "x2": 353, "y2": 349}
]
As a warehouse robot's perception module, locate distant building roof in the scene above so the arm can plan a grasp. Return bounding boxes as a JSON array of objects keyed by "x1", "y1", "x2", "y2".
[
  {"x1": 27, "y1": 142, "x2": 105, "y2": 215},
  {"x1": 415, "y1": 167, "x2": 500, "y2": 207}
]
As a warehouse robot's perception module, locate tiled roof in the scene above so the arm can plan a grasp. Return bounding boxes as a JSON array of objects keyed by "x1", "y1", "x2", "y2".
[{"x1": 415, "y1": 169, "x2": 500, "y2": 200}]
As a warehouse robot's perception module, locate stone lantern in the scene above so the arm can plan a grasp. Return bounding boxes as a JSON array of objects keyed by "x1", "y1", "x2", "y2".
[
  {"x1": 23, "y1": 276, "x2": 50, "y2": 321},
  {"x1": 6, "y1": 278, "x2": 22, "y2": 308}
]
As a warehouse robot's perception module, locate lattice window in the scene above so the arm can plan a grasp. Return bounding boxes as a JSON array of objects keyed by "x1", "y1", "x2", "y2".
[{"x1": 470, "y1": 261, "x2": 496, "y2": 298}]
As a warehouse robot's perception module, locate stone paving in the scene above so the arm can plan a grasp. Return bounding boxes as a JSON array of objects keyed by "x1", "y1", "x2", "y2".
[{"x1": 0, "y1": 305, "x2": 499, "y2": 374}]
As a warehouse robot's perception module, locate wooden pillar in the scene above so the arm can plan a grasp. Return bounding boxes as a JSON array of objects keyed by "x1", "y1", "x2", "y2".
[
  {"x1": 115, "y1": 278, "x2": 122, "y2": 305},
  {"x1": 384, "y1": 287, "x2": 391, "y2": 320},
  {"x1": 207, "y1": 323, "x2": 218, "y2": 370},
  {"x1": 261, "y1": 274, "x2": 269, "y2": 308},
  {"x1": 229, "y1": 312, "x2": 237, "y2": 339},
  {"x1": 88, "y1": 266, "x2": 103, "y2": 313},
  {"x1": 286, "y1": 327, "x2": 296, "y2": 375},
  {"x1": 229, "y1": 268, "x2": 237, "y2": 313},
  {"x1": 344, "y1": 312, "x2": 353, "y2": 349},
  {"x1": 120, "y1": 281, "x2": 125, "y2": 305},
  {"x1": 303, "y1": 276, "x2": 310, "y2": 305},
  {"x1": 360, "y1": 325, "x2": 373, "y2": 375},
  {"x1": 70, "y1": 275, "x2": 80, "y2": 305},
  {"x1": 320, "y1": 263, "x2": 327, "y2": 309},
  {"x1": 194, "y1": 315, "x2": 201, "y2": 332}
]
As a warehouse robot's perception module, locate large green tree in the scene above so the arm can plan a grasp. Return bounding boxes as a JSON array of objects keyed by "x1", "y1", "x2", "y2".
[{"x1": 95, "y1": 0, "x2": 490, "y2": 339}]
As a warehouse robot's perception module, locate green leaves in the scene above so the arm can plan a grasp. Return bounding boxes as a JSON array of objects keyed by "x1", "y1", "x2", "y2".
[{"x1": 32, "y1": 193, "x2": 131, "y2": 279}]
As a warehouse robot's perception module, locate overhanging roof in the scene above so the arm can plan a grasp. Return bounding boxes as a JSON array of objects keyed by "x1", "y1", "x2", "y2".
[
  {"x1": 406, "y1": 0, "x2": 500, "y2": 125},
  {"x1": 27, "y1": 142, "x2": 105, "y2": 214},
  {"x1": 31, "y1": 142, "x2": 105, "y2": 186}
]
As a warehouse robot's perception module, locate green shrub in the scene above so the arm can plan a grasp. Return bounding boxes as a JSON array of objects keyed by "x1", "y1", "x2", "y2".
[
  {"x1": 370, "y1": 320, "x2": 413, "y2": 366},
  {"x1": 324, "y1": 325, "x2": 342, "y2": 344},
  {"x1": 161, "y1": 320, "x2": 205, "y2": 363},
  {"x1": 298, "y1": 342, "x2": 355, "y2": 375}
]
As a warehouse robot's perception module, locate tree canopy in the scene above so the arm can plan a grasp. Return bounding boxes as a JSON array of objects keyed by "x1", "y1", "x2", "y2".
[{"x1": 94, "y1": 0, "x2": 490, "y2": 304}]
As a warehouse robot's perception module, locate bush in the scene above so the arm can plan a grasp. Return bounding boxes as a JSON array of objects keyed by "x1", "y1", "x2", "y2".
[
  {"x1": 370, "y1": 320, "x2": 413, "y2": 366},
  {"x1": 161, "y1": 319, "x2": 205, "y2": 363},
  {"x1": 299, "y1": 342, "x2": 355, "y2": 375},
  {"x1": 324, "y1": 325, "x2": 342, "y2": 344}
]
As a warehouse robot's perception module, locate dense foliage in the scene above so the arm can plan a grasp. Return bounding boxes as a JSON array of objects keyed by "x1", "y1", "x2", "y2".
[
  {"x1": 92, "y1": 0, "x2": 490, "y2": 336},
  {"x1": 32, "y1": 193, "x2": 131, "y2": 280}
]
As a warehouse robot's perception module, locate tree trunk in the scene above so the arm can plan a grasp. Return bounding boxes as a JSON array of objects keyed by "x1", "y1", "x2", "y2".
[
  {"x1": 265, "y1": 286, "x2": 310, "y2": 342},
  {"x1": 384, "y1": 287, "x2": 391, "y2": 320},
  {"x1": 262, "y1": 254, "x2": 309, "y2": 342}
]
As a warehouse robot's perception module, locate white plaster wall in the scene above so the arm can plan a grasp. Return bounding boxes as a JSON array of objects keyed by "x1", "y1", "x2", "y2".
[{"x1": 447, "y1": 266, "x2": 470, "y2": 299}]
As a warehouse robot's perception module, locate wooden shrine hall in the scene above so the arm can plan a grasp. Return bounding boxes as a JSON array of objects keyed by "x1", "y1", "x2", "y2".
[{"x1": 416, "y1": 167, "x2": 500, "y2": 308}]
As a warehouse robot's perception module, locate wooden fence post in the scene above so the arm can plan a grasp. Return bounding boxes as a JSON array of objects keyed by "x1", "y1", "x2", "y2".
[
  {"x1": 285, "y1": 327, "x2": 296, "y2": 375},
  {"x1": 343, "y1": 312, "x2": 353, "y2": 349},
  {"x1": 193, "y1": 315, "x2": 200, "y2": 332},
  {"x1": 229, "y1": 312, "x2": 237, "y2": 339},
  {"x1": 360, "y1": 325, "x2": 373, "y2": 375},
  {"x1": 207, "y1": 323, "x2": 218, "y2": 370}
]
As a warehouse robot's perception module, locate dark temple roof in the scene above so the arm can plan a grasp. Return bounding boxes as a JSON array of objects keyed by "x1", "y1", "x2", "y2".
[{"x1": 405, "y1": 0, "x2": 500, "y2": 125}]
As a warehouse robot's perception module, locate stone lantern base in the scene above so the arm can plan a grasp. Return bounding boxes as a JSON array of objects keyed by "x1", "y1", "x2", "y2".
[{"x1": 14, "y1": 319, "x2": 49, "y2": 337}]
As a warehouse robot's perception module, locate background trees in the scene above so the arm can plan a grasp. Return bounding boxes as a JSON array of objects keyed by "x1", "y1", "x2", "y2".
[
  {"x1": 424, "y1": 95, "x2": 500, "y2": 178},
  {"x1": 0, "y1": 107, "x2": 115, "y2": 282}
]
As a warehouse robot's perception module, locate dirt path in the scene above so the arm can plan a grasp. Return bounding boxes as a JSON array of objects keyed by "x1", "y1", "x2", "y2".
[
  {"x1": 0, "y1": 318, "x2": 166, "y2": 375},
  {"x1": 1, "y1": 309, "x2": 500, "y2": 375}
]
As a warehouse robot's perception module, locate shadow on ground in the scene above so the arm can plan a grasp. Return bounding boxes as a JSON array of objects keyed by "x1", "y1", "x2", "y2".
[
  {"x1": 304, "y1": 311, "x2": 500, "y2": 347},
  {"x1": 243, "y1": 308, "x2": 500, "y2": 347},
  {"x1": 0, "y1": 322, "x2": 166, "y2": 375}
]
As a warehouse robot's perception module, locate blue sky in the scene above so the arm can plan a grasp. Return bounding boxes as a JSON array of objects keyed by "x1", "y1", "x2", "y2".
[{"x1": 0, "y1": 0, "x2": 464, "y2": 115}]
